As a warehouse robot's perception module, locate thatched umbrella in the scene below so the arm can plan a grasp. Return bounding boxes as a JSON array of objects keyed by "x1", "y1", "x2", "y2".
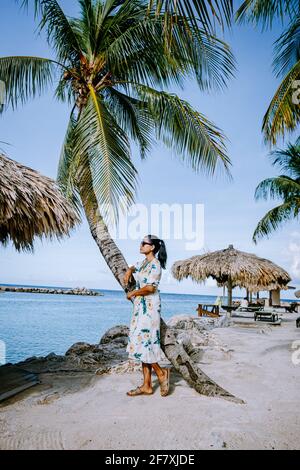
[
  {"x1": 172, "y1": 244, "x2": 291, "y2": 306},
  {"x1": 0, "y1": 154, "x2": 79, "y2": 251}
]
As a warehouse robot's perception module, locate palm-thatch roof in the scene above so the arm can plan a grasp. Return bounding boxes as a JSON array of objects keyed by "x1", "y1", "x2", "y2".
[
  {"x1": 0, "y1": 154, "x2": 80, "y2": 251},
  {"x1": 172, "y1": 244, "x2": 291, "y2": 293}
]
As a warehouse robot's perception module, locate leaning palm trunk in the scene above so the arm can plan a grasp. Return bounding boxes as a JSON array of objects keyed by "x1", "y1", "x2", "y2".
[
  {"x1": 80, "y1": 184, "x2": 242, "y2": 403},
  {"x1": 80, "y1": 186, "x2": 135, "y2": 291}
]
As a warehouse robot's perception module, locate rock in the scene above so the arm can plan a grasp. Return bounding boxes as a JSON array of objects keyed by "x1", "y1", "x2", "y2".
[
  {"x1": 167, "y1": 314, "x2": 230, "y2": 331},
  {"x1": 96, "y1": 360, "x2": 142, "y2": 375},
  {"x1": 165, "y1": 314, "x2": 231, "y2": 364},
  {"x1": 99, "y1": 325, "x2": 129, "y2": 344},
  {"x1": 0, "y1": 286, "x2": 102, "y2": 296},
  {"x1": 167, "y1": 315, "x2": 196, "y2": 330},
  {"x1": 62, "y1": 333, "x2": 130, "y2": 371},
  {"x1": 22, "y1": 356, "x2": 39, "y2": 363},
  {"x1": 65, "y1": 342, "x2": 93, "y2": 356},
  {"x1": 45, "y1": 352, "x2": 58, "y2": 360}
]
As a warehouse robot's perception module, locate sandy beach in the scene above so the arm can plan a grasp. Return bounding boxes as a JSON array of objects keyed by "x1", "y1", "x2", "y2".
[{"x1": 0, "y1": 313, "x2": 299, "y2": 450}]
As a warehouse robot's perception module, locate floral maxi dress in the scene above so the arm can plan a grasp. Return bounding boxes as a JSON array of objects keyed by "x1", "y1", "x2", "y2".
[{"x1": 126, "y1": 257, "x2": 165, "y2": 363}]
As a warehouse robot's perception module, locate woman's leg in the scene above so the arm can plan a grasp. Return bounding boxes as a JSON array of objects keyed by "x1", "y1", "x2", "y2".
[
  {"x1": 151, "y1": 362, "x2": 168, "y2": 383},
  {"x1": 140, "y1": 362, "x2": 153, "y2": 392}
]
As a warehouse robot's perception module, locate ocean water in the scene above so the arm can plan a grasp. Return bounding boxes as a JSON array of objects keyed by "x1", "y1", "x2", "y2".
[
  {"x1": 0, "y1": 286, "x2": 295, "y2": 364},
  {"x1": 0, "y1": 286, "x2": 219, "y2": 364}
]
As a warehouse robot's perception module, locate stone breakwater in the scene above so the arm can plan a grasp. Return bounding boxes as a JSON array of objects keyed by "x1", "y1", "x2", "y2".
[{"x1": 0, "y1": 286, "x2": 103, "y2": 296}]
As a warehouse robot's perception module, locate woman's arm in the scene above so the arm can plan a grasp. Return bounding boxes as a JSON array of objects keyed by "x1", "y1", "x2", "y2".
[
  {"x1": 127, "y1": 285, "x2": 156, "y2": 300},
  {"x1": 123, "y1": 265, "x2": 136, "y2": 286}
]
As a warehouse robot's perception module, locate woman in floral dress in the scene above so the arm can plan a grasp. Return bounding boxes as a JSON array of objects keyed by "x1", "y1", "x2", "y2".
[{"x1": 123, "y1": 235, "x2": 170, "y2": 397}]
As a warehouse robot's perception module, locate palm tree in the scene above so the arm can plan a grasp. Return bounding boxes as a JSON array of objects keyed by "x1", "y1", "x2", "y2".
[
  {"x1": 21, "y1": 0, "x2": 234, "y2": 35},
  {"x1": 253, "y1": 137, "x2": 300, "y2": 243},
  {"x1": 0, "y1": 0, "x2": 241, "y2": 399},
  {"x1": 236, "y1": 0, "x2": 300, "y2": 145},
  {"x1": 1, "y1": 0, "x2": 234, "y2": 288}
]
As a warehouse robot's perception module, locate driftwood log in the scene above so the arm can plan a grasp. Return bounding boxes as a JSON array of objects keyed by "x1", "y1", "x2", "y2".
[{"x1": 160, "y1": 318, "x2": 243, "y2": 403}]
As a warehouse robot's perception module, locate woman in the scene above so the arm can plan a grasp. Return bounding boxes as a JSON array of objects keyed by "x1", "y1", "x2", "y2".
[{"x1": 123, "y1": 235, "x2": 170, "y2": 397}]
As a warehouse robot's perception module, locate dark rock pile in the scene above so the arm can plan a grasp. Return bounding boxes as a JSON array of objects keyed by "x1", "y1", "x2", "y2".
[
  {"x1": 0, "y1": 286, "x2": 102, "y2": 296},
  {"x1": 6, "y1": 315, "x2": 230, "y2": 376}
]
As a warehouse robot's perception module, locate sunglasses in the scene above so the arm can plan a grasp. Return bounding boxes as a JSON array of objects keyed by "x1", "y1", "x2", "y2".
[{"x1": 140, "y1": 241, "x2": 153, "y2": 246}]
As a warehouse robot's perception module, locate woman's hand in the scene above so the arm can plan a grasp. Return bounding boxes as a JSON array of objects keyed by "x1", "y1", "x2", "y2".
[
  {"x1": 126, "y1": 290, "x2": 136, "y2": 301},
  {"x1": 123, "y1": 266, "x2": 135, "y2": 286}
]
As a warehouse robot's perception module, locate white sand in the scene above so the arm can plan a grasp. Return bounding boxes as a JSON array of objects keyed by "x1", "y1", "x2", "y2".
[{"x1": 1, "y1": 313, "x2": 300, "y2": 450}]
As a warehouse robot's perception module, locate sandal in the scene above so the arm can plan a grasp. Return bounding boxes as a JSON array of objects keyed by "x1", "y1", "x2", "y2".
[
  {"x1": 126, "y1": 386, "x2": 153, "y2": 396},
  {"x1": 159, "y1": 368, "x2": 170, "y2": 397}
]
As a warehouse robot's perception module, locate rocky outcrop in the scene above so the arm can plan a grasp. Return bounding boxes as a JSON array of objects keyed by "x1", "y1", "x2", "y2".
[
  {"x1": 167, "y1": 314, "x2": 230, "y2": 331},
  {"x1": 13, "y1": 325, "x2": 131, "y2": 375},
  {"x1": 99, "y1": 325, "x2": 130, "y2": 345},
  {"x1": 0, "y1": 286, "x2": 102, "y2": 296},
  {"x1": 166, "y1": 314, "x2": 232, "y2": 363},
  {"x1": 9, "y1": 315, "x2": 232, "y2": 379}
]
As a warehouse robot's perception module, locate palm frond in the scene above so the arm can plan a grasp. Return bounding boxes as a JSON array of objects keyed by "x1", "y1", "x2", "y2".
[
  {"x1": 54, "y1": 76, "x2": 75, "y2": 105},
  {"x1": 253, "y1": 200, "x2": 300, "y2": 243},
  {"x1": 19, "y1": 0, "x2": 234, "y2": 34},
  {"x1": 73, "y1": 87, "x2": 139, "y2": 226},
  {"x1": 77, "y1": 0, "x2": 129, "y2": 57},
  {"x1": 16, "y1": 0, "x2": 43, "y2": 16},
  {"x1": 154, "y1": 0, "x2": 233, "y2": 34},
  {"x1": 268, "y1": 142, "x2": 300, "y2": 178},
  {"x1": 129, "y1": 83, "x2": 232, "y2": 177},
  {"x1": 273, "y1": 17, "x2": 300, "y2": 78},
  {"x1": 254, "y1": 176, "x2": 300, "y2": 202},
  {"x1": 104, "y1": 87, "x2": 153, "y2": 159},
  {"x1": 57, "y1": 109, "x2": 83, "y2": 217},
  {"x1": 77, "y1": 0, "x2": 98, "y2": 57},
  {"x1": 105, "y1": 7, "x2": 235, "y2": 91},
  {"x1": 236, "y1": 0, "x2": 299, "y2": 29},
  {"x1": 0, "y1": 56, "x2": 55, "y2": 111},
  {"x1": 37, "y1": 0, "x2": 81, "y2": 65},
  {"x1": 262, "y1": 60, "x2": 300, "y2": 144}
]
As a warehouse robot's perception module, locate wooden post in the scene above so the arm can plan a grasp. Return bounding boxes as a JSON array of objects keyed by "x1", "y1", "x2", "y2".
[
  {"x1": 227, "y1": 277, "x2": 232, "y2": 306},
  {"x1": 271, "y1": 288, "x2": 280, "y2": 306},
  {"x1": 196, "y1": 304, "x2": 203, "y2": 317}
]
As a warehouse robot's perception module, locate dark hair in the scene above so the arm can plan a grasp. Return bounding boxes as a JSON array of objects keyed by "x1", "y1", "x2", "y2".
[{"x1": 145, "y1": 234, "x2": 167, "y2": 269}]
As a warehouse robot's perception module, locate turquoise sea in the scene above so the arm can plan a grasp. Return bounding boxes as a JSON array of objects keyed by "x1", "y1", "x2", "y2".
[{"x1": 0, "y1": 285, "x2": 295, "y2": 364}]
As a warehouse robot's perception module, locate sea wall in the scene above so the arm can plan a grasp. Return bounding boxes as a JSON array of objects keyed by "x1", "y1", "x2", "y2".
[{"x1": 0, "y1": 286, "x2": 102, "y2": 296}]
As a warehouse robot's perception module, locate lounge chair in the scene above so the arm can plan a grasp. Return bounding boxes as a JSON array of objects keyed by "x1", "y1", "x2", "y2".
[
  {"x1": 196, "y1": 304, "x2": 220, "y2": 318},
  {"x1": 254, "y1": 310, "x2": 281, "y2": 323}
]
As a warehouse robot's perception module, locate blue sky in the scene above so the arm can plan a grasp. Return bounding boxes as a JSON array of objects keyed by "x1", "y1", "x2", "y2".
[{"x1": 1, "y1": 0, "x2": 300, "y2": 298}]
